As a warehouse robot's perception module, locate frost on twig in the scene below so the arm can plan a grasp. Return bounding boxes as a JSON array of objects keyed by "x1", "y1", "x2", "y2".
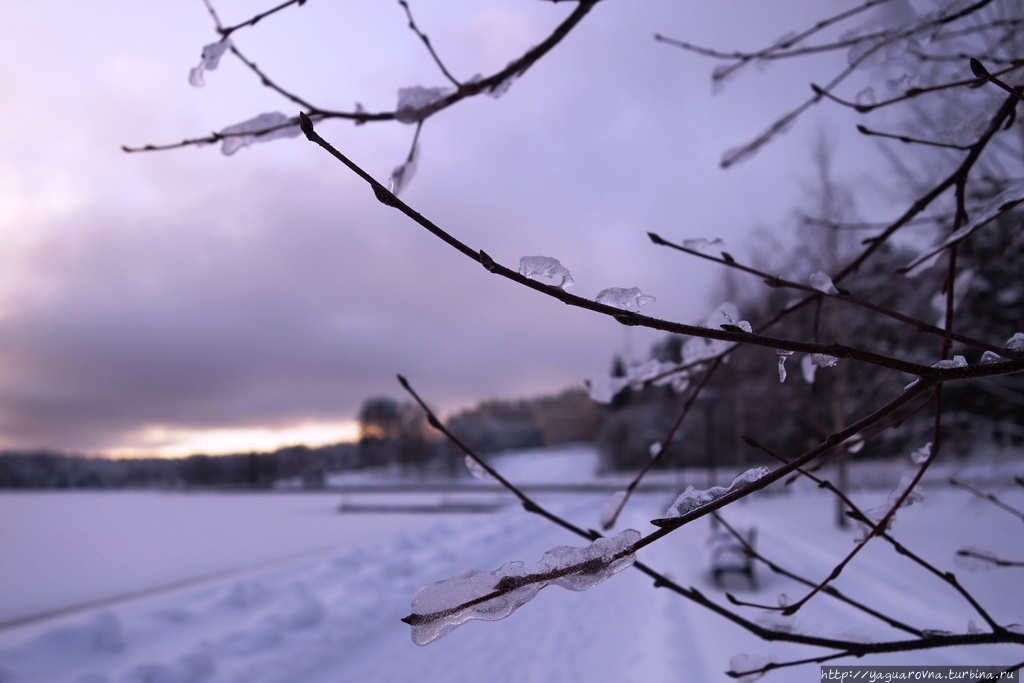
[
  {"x1": 595, "y1": 286, "x2": 656, "y2": 310},
  {"x1": 662, "y1": 467, "x2": 770, "y2": 519},
  {"x1": 403, "y1": 529, "x2": 640, "y2": 645},
  {"x1": 218, "y1": 112, "x2": 301, "y2": 156},
  {"x1": 188, "y1": 39, "x2": 231, "y2": 87},
  {"x1": 518, "y1": 256, "x2": 574, "y2": 290}
]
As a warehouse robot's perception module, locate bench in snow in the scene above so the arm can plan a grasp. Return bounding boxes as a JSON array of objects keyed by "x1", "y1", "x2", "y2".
[{"x1": 708, "y1": 525, "x2": 758, "y2": 589}]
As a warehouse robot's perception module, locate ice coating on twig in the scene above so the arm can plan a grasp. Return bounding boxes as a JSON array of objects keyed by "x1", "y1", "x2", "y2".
[
  {"x1": 905, "y1": 180, "x2": 1024, "y2": 274},
  {"x1": 599, "y1": 489, "x2": 629, "y2": 530},
  {"x1": 729, "y1": 653, "x2": 774, "y2": 683},
  {"x1": 681, "y1": 237, "x2": 725, "y2": 252},
  {"x1": 1007, "y1": 333, "x2": 1024, "y2": 352},
  {"x1": 389, "y1": 144, "x2": 418, "y2": 196},
  {"x1": 932, "y1": 355, "x2": 967, "y2": 370},
  {"x1": 855, "y1": 475, "x2": 924, "y2": 541},
  {"x1": 809, "y1": 271, "x2": 839, "y2": 295},
  {"x1": 396, "y1": 86, "x2": 452, "y2": 123},
  {"x1": 595, "y1": 286, "x2": 655, "y2": 310},
  {"x1": 981, "y1": 351, "x2": 1003, "y2": 364},
  {"x1": 664, "y1": 467, "x2": 770, "y2": 518},
  {"x1": 518, "y1": 256, "x2": 574, "y2": 290},
  {"x1": 405, "y1": 529, "x2": 640, "y2": 645},
  {"x1": 910, "y1": 442, "x2": 932, "y2": 465},
  {"x1": 586, "y1": 374, "x2": 628, "y2": 404},
  {"x1": 189, "y1": 39, "x2": 231, "y2": 87},
  {"x1": 953, "y1": 547, "x2": 1003, "y2": 572},
  {"x1": 464, "y1": 455, "x2": 497, "y2": 483},
  {"x1": 682, "y1": 303, "x2": 741, "y2": 365},
  {"x1": 812, "y1": 353, "x2": 839, "y2": 368},
  {"x1": 218, "y1": 112, "x2": 301, "y2": 156}
]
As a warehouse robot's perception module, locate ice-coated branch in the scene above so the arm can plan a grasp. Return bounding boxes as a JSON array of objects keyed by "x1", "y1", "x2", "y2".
[
  {"x1": 124, "y1": 0, "x2": 603, "y2": 153},
  {"x1": 296, "y1": 116, "x2": 1024, "y2": 382},
  {"x1": 949, "y1": 478, "x2": 1024, "y2": 523},
  {"x1": 401, "y1": 530, "x2": 640, "y2": 645},
  {"x1": 647, "y1": 232, "x2": 1004, "y2": 355}
]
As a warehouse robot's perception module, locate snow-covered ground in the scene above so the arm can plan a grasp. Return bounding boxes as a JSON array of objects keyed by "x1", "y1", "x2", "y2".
[{"x1": 0, "y1": 446, "x2": 1022, "y2": 682}]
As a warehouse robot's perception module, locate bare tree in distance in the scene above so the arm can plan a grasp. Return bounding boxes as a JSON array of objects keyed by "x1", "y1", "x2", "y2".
[{"x1": 129, "y1": 0, "x2": 1024, "y2": 678}]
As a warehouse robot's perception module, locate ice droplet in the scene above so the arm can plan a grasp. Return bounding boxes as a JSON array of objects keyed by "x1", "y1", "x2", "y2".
[
  {"x1": 518, "y1": 256, "x2": 574, "y2": 290},
  {"x1": 1006, "y1": 333, "x2": 1024, "y2": 352},
  {"x1": 189, "y1": 39, "x2": 231, "y2": 87},
  {"x1": 595, "y1": 286, "x2": 655, "y2": 310},
  {"x1": 218, "y1": 112, "x2": 301, "y2": 156},
  {"x1": 910, "y1": 442, "x2": 932, "y2": 465},
  {"x1": 729, "y1": 654, "x2": 773, "y2": 683},
  {"x1": 776, "y1": 349, "x2": 794, "y2": 383},
  {"x1": 648, "y1": 442, "x2": 663, "y2": 458},
  {"x1": 809, "y1": 271, "x2": 839, "y2": 294},
  {"x1": 800, "y1": 354, "x2": 817, "y2": 384},
  {"x1": 981, "y1": 351, "x2": 1003, "y2": 364},
  {"x1": 845, "y1": 434, "x2": 865, "y2": 454},
  {"x1": 855, "y1": 87, "x2": 876, "y2": 106},
  {"x1": 664, "y1": 467, "x2": 770, "y2": 518},
  {"x1": 406, "y1": 529, "x2": 640, "y2": 645}
]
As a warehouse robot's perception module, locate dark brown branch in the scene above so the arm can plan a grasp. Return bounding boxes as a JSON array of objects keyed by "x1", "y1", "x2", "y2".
[{"x1": 398, "y1": 0, "x2": 461, "y2": 89}]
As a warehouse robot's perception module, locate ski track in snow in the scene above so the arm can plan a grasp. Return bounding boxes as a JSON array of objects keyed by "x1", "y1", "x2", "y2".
[{"x1": 0, "y1": 449, "x2": 1022, "y2": 682}]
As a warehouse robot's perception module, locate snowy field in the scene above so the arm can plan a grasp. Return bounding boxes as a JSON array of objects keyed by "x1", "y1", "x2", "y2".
[{"x1": 0, "y1": 446, "x2": 1022, "y2": 682}]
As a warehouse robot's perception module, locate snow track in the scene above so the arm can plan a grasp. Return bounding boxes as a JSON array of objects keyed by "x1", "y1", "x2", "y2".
[{"x1": 1, "y1": 474, "x2": 1022, "y2": 681}]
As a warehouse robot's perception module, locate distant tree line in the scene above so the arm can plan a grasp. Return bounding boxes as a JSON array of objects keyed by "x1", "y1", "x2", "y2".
[{"x1": 0, "y1": 443, "x2": 358, "y2": 489}]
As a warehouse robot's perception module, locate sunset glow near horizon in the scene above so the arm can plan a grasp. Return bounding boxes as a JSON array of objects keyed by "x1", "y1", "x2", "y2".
[{"x1": 105, "y1": 420, "x2": 362, "y2": 459}]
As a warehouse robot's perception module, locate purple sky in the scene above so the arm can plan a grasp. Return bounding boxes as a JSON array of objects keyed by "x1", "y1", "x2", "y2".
[{"x1": 0, "y1": 1, "x2": 876, "y2": 456}]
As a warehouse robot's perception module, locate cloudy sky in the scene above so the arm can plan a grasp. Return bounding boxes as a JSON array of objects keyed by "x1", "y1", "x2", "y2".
[{"x1": 0, "y1": 0, "x2": 876, "y2": 457}]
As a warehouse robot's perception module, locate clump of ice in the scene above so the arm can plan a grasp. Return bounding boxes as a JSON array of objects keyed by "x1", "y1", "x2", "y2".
[
  {"x1": 587, "y1": 375, "x2": 629, "y2": 404},
  {"x1": 396, "y1": 86, "x2": 452, "y2": 123},
  {"x1": 932, "y1": 355, "x2": 967, "y2": 370},
  {"x1": 809, "y1": 271, "x2": 839, "y2": 295},
  {"x1": 981, "y1": 351, "x2": 1003, "y2": 364},
  {"x1": 1007, "y1": 333, "x2": 1024, "y2": 352},
  {"x1": 518, "y1": 256, "x2": 574, "y2": 290},
  {"x1": 855, "y1": 475, "x2": 924, "y2": 541},
  {"x1": 664, "y1": 467, "x2": 770, "y2": 518},
  {"x1": 219, "y1": 113, "x2": 301, "y2": 156},
  {"x1": 595, "y1": 286, "x2": 656, "y2": 310},
  {"x1": 910, "y1": 442, "x2": 932, "y2": 465},
  {"x1": 406, "y1": 529, "x2": 641, "y2": 645},
  {"x1": 189, "y1": 39, "x2": 231, "y2": 87}
]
